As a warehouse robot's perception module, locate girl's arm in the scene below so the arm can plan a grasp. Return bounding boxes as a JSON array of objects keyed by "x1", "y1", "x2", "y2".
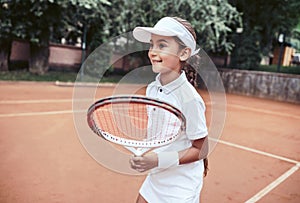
[
  {"x1": 178, "y1": 136, "x2": 208, "y2": 164},
  {"x1": 130, "y1": 136, "x2": 208, "y2": 172}
]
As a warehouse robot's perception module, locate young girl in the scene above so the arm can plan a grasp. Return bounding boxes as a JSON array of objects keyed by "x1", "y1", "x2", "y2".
[{"x1": 130, "y1": 16, "x2": 209, "y2": 203}]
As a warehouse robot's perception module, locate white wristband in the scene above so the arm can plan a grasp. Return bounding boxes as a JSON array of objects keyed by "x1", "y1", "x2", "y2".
[{"x1": 157, "y1": 151, "x2": 179, "y2": 169}]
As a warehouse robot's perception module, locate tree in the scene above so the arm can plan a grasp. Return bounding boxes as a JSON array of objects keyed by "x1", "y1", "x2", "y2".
[
  {"x1": 1, "y1": 0, "x2": 241, "y2": 74},
  {"x1": 290, "y1": 21, "x2": 300, "y2": 51},
  {"x1": 20, "y1": 0, "x2": 64, "y2": 74},
  {"x1": 169, "y1": 0, "x2": 242, "y2": 54},
  {"x1": 229, "y1": 0, "x2": 300, "y2": 69},
  {"x1": 78, "y1": 0, "x2": 240, "y2": 77},
  {"x1": 0, "y1": 1, "x2": 15, "y2": 71},
  {"x1": 104, "y1": 0, "x2": 242, "y2": 54},
  {"x1": 0, "y1": 0, "x2": 110, "y2": 74}
]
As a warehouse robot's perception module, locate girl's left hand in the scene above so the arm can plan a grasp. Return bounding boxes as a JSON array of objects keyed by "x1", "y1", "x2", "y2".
[{"x1": 129, "y1": 153, "x2": 158, "y2": 172}]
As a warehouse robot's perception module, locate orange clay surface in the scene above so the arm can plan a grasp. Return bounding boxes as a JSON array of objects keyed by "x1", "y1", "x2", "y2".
[{"x1": 0, "y1": 81, "x2": 299, "y2": 203}]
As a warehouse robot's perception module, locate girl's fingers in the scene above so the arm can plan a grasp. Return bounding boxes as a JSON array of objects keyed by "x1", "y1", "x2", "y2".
[{"x1": 132, "y1": 156, "x2": 143, "y2": 162}]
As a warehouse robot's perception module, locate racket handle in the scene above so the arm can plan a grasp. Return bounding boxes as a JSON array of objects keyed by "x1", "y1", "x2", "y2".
[
  {"x1": 157, "y1": 151, "x2": 179, "y2": 168},
  {"x1": 125, "y1": 146, "x2": 149, "y2": 156}
]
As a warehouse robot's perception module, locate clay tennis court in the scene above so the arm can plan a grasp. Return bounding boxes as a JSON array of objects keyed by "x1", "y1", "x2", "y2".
[{"x1": 0, "y1": 81, "x2": 299, "y2": 202}]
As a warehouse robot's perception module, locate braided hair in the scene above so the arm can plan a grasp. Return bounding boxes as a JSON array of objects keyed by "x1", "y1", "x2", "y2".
[{"x1": 172, "y1": 17, "x2": 209, "y2": 177}]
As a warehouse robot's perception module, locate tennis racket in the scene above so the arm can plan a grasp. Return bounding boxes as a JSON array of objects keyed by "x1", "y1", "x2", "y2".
[{"x1": 87, "y1": 95, "x2": 186, "y2": 156}]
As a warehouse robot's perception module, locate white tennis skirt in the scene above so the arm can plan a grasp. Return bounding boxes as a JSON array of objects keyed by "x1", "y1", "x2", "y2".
[{"x1": 139, "y1": 160, "x2": 204, "y2": 203}]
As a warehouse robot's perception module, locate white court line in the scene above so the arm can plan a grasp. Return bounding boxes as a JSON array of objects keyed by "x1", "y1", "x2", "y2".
[
  {"x1": 0, "y1": 99, "x2": 91, "y2": 104},
  {"x1": 245, "y1": 163, "x2": 300, "y2": 203},
  {"x1": 212, "y1": 138, "x2": 299, "y2": 164},
  {"x1": 210, "y1": 138, "x2": 300, "y2": 202},
  {"x1": 0, "y1": 110, "x2": 85, "y2": 117},
  {"x1": 0, "y1": 99, "x2": 71, "y2": 104},
  {"x1": 227, "y1": 104, "x2": 300, "y2": 120}
]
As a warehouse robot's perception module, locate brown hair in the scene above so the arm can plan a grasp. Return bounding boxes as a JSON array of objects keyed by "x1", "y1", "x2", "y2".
[{"x1": 172, "y1": 17, "x2": 209, "y2": 177}]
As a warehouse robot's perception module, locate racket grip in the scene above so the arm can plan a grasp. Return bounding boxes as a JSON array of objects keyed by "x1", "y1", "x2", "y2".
[{"x1": 157, "y1": 151, "x2": 179, "y2": 169}]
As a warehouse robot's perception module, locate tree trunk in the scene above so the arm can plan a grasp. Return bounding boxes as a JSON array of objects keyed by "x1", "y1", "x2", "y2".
[
  {"x1": 29, "y1": 43, "x2": 50, "y2": 75},
  {"x1": 29, "y1": 29, "x2": 50, "y2": 75},
  {"x1": 0, "y1": 41, "x2": 11, "y2": 71}
]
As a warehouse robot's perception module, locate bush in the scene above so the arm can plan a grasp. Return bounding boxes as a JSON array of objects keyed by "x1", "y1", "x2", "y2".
[{"x1": 254, "y1": 65, "x2": 300, "y2": 75}]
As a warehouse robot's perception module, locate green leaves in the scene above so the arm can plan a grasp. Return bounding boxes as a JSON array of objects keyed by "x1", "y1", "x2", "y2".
[
  {"x1": 0, "y1": 0, "x2": 110, "y2": 46},
  {"x1": 1, "y1": 0, "x2": 241, "y2": 54},
  {"x1": 229, "y1": 0, "x2": 300, "y2": 69},
  {"x1": 105, "y1": 0, "x2": 241, "y2": 54},
  {"x1": 69, "y1": 0, "x2": 111, "y2": 8}
]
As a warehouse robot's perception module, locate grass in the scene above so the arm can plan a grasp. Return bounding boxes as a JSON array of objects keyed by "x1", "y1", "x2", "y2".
[
  {"x1": 0, "y1": 70, "x2": 123, "y2": 83},
  {"x1": 255, "y1": 65, "x2": 300, "y2": 75},
  {"x1": 224, "y1": 65, "x2": 300, "y2": 75},
  {"x1": 0, "y1": 70, "x2": 77, "y2": 82}
]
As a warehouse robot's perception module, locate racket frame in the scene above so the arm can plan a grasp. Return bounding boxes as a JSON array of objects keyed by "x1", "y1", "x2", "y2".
[{"x1": 87, "y1": 95, "x2": 186, "y2": 156}]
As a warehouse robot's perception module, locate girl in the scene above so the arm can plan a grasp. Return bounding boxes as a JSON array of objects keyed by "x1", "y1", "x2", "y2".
[{"x1": 130, "y1": 16, "x2": 209, "y2": 203}]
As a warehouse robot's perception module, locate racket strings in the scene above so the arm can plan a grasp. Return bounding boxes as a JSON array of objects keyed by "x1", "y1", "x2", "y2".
[
  {"x1": 93, "y1": 103, "x2": 148, "y2": 141},
  {"x1": 92, "y1": 102, "x2": 181, "y2": 143}
]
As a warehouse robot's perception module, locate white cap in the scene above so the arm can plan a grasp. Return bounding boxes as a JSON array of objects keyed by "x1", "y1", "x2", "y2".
[{"x1": 133, "y1": 17, "x2": 199, "y2": 56}]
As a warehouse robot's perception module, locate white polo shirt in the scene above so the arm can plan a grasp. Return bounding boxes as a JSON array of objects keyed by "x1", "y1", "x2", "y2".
[{"x1": 140, "y1": 72, "x2": 208, "y2": 203}]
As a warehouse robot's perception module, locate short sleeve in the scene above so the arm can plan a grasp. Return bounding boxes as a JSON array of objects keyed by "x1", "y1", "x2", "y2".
[{"x1": 183, "y1": 99, "x2": 208, "y2": 140}]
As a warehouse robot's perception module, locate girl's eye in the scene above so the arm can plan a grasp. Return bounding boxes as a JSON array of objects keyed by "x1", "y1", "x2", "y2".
[
  {"x1": 149, "y1": 42, "x2": 167, "y2": 50},
  {"x1": 159, "y1": 43, "x2": 166, "y2": 49}
]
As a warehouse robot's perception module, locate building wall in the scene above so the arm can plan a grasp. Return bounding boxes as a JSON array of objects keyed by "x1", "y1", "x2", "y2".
[
  {"x1": 272, "y1": 46, "x2": 295, "y2": 66},
  {"x1": 49, "y1": 43, "x2": 82, "y2": 69},
  {"x1": 10, "y1": 40, "x2": 82, "y2": 70},
  {"x1": 215, "y1": 69, "x2": 300, "y2": 103}
]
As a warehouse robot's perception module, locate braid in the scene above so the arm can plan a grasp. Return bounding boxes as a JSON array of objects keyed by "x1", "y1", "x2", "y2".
[
  {"x1": 183, "y1": 55, "x2": 200, "y2": 87},
  {"x1": 171, "y1": 16, "x2": 199, "y2": 87},
  {"x1": 172, "y1": 17, "x2": 209, "y2": 177}
]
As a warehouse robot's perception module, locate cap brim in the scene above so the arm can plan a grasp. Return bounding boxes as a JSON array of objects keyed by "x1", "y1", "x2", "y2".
[{"x1": 133, "y1": 27, "x2": 177, "y2": 43}]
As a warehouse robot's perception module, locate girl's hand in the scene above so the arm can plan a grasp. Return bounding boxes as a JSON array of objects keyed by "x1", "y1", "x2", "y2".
[{"x1": 129, "y1": 152, "x2": 158, "y2": 173}]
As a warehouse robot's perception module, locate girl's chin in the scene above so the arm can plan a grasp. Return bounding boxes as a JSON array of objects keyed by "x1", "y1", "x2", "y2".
[
  {"x1": 152, "y1": 65, "x2": 173, "y2": 74},
  {"x1": 152, "y1": 65, "x2": 163, "y2": 73}
]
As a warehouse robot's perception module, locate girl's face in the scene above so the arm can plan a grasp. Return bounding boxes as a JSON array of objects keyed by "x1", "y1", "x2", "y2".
[{"x1": 148, "y1": 34, "x2": 183, "y2": 75}]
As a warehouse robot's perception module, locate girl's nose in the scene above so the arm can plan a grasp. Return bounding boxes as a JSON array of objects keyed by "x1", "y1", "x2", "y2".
[{"x1": 148, "y1": 49, "x2": 158, "y2": 58}]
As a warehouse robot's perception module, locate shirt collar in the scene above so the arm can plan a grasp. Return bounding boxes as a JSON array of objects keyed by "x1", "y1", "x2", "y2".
[{"x1": 154, "y1": 71, "x2": 187, "y2": 94}]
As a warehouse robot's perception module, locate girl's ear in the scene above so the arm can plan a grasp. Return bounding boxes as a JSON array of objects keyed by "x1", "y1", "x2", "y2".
[{"x1": 179, "y1": 47, "x2": 191, "y2": 61}]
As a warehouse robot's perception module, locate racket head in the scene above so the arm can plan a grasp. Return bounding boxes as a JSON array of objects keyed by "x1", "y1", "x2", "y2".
[{"x1": 87, "y1": 95, "x2": 186, "y2": 154}]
